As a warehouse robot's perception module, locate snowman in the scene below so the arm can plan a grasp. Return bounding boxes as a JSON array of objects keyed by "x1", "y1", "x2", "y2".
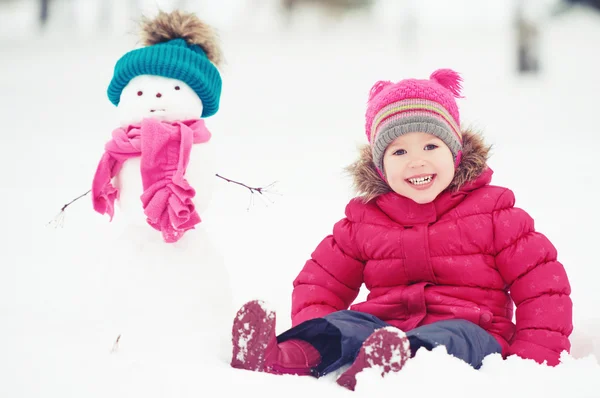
[{"x1": 89, "y1": 10, "x2": 232, "y2": 365}]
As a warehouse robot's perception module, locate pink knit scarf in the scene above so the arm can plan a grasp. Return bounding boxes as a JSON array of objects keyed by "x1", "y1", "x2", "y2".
[{"x1": 92, "y1": 118, "x2": 211, "y2": 243}]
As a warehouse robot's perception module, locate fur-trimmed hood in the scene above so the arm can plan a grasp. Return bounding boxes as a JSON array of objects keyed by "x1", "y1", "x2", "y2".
[{"x1": 346, "y1": 129, "x2": 492, "y2": 202}]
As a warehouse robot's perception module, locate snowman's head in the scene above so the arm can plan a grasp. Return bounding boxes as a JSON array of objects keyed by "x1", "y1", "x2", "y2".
[
  {"x1": 117, "y1": 75, "x2": 204, "y2": 126},
  {"x1": 107, "y1": 36, "x2": 222, "y2": 122}
]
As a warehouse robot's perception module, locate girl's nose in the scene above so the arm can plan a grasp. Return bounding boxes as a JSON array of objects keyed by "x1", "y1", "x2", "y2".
[
  {"x1": 156, "y1": 92, "x2": 162, "y2": 98},
  {"x1": 408, "y1": 158, "x2": 426, "y2": 168}
]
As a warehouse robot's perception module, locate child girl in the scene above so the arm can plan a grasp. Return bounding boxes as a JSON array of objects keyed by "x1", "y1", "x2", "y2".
[{"x1": 229, "y1": 69, "x2": 572, "y2": 391}]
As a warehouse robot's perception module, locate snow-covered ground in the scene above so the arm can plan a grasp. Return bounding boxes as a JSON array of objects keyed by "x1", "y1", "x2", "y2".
[{"x1": 1, "y1": 1, "x2": 600, "y2": 397}]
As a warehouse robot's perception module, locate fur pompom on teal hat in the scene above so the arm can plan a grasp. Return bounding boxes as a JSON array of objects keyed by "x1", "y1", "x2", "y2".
[{"x1": 107, "y1": 10, "x2": 223, "y2": 118}]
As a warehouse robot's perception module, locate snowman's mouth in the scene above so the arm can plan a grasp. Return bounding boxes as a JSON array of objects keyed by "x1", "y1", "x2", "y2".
[{"x1": 150, "y1": 109, "x2": 166, "y2": 113}]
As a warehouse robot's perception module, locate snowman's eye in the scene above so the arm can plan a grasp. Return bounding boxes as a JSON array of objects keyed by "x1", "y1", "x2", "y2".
[
  {"x1": 174, "y1": 86, "x2": 180, "y2": 91},
  {"x1": 137, "y1": 91, "x2": 143, "y2": 96}
]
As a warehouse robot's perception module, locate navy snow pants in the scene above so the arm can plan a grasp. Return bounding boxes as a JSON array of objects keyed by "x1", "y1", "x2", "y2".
[{"x1": 277, "y1": 310, "x2": 502, "y2": 377}]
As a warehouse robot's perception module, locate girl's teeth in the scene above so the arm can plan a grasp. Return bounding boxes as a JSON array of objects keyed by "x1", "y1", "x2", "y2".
[{"x1": 409, "y1": 176, "x2": 433, "y2": 185}]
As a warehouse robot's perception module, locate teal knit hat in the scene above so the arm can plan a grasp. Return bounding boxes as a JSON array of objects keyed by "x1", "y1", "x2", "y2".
[{"x1": 107, "y1": 11, "x2": 223, "y2": 118}]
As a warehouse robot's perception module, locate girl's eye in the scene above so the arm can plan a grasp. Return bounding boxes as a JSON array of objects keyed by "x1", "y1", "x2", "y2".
[
  {"x1": 174, "y1": 86, "x2": 180, "y2": 90},
  {"x1": 425, "y1": 144, "x2": 438, "y2": 151},
  {"x1": 393, "y1": 149, "x2": 407, "y2": 156},
  {"x1": 137, "y1": 91, "x2": 143, "y2": 96}
]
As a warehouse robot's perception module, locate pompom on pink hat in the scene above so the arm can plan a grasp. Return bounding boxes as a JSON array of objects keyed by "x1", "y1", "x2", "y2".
[{"x1": 365, "y1": 69, "x2": 464, "y2": 174}]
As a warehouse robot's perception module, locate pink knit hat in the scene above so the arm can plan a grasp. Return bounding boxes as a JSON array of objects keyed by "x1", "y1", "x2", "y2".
[{"x1": 365, "y1": 69, "x2": 464, "y2": 174}]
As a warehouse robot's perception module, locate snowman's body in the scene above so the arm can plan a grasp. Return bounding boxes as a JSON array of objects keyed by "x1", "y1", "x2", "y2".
[
  {"x1": 103, "y1": 74, "x2": 232, "y2": 363},
  {"x1": 115, "y1": 140, "x2": 216, "y2": 230}
]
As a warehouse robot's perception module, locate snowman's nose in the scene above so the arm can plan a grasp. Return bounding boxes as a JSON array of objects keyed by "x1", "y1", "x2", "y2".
[{"x1": 156, "y1": 92, "x2": 162, "y2": 98}]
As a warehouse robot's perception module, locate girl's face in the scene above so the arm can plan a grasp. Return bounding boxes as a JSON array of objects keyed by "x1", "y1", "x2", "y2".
[{"x1": 382, "y1": 132, "x2": 455, "y2": 204}]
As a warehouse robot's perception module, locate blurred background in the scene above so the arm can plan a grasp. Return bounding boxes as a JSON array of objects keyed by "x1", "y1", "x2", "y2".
[{"x1": 1, "y1": 0, "x2": 600, "y2": 331}]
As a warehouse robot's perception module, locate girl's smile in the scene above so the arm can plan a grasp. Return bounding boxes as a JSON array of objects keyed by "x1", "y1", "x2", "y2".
[
  {"x1": 405, "y1": 173, "x2": 436, "y2": 189},
  {"x1": 383, "y1": 132, "x2": 455, "y2": 204}
]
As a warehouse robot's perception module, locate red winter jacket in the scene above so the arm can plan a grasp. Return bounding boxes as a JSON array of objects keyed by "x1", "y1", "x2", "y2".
[{"x1": 291, "y1": 132, "x2": 572, "y2": 366}]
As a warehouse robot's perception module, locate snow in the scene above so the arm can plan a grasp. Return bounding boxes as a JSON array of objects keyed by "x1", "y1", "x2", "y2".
[
  {"x1": 1, "y1": 1, "x2": 600, "y2": 397},
  {"x1": 363, "y1": 327, "x2": 411, "y2": 370}
]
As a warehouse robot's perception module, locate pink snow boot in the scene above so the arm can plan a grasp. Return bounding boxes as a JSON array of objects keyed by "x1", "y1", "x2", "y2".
[
  {"x1": 230, "y1": 300, "x2": 321, "y2": 375},
  {"x1": 336, "y1": 326, "x2": 411, "y2": 391}
]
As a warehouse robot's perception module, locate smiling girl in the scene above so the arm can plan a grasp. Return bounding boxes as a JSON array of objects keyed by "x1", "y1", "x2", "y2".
[{"x1": 229, "y1": 69, "x2": 573, "y2": 391}]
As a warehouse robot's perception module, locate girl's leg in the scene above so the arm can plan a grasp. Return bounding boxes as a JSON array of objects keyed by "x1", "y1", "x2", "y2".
[
  {"x1": 406, "y1": 319, "x2": 502, "y2": 369},
  {"x1": 336, "y1": 319, "x2": 502, "y2": 391},
  {"x1": 230, "y1": 301, "x2": 389, "y2": 377},
  {"x1": 277, "y1": 309, "x2": 390, "y2": 377}
]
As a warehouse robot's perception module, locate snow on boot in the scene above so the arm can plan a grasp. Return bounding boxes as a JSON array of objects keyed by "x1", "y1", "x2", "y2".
[
  {"x1": 230, "y1": 300, "x2": 321, "y2": 375},
  {"x1": 336, "y1": 326, "x2": 411, "y2": 391},
  {"x1": 231, "y1": 300, "x2": 277, "y2": 371}
]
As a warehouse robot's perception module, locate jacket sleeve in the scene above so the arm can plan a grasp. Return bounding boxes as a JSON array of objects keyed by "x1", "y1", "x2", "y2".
[
  {"x1": 291, "y1": 216, "x2": 365, "y2": 327},
  {"x1": 493, "y1": 189, "x2": 572, "y2": 366}
]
